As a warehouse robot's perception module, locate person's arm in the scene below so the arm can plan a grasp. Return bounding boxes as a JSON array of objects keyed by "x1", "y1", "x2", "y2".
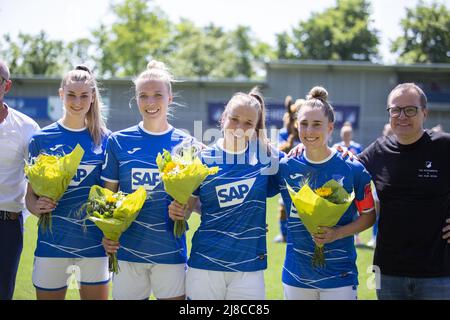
[
  {"x1": 315, "y1": 161, "x2": 376, "y2": 245},
  {"x1": 168, "y1": 196, "x2": 199, "y2": 222},
  {"x1": 313, "y1": 210, "x2": 376, "y2": 245},
  {"x1": 101, "y1": 181, "x2": 119, "y2": 254},
  {"x1": 103, "y1": 181, "x2": 119, "y2": 192},
  {"x1": 25, "y1": 183, "x2": 56, "y2": 217}
]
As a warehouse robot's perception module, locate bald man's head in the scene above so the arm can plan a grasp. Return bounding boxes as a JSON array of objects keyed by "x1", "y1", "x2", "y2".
[{"x1": 0, "y1": 61, "x2": 10, "y2": 82}]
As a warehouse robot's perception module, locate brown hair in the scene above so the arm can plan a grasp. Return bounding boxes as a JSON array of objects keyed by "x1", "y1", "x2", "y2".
[
  {"x1": 387, "y1": 83, "x2": 427, "y2": 108},
  {"x1": 60, "y1": 65, "x2": 107, "y2": 146},
  {"x1": 221, "y1": 86, "x2": 267, "y2": 140},
  {"x1": 297, "y1": 86, "x2": 335, "y2": 123}
]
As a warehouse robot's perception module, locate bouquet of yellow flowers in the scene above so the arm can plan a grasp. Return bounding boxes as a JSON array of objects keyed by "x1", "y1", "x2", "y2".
[
  {"x1": 24, "y1": 144, "x2": 85, "y2": 233},
  {"x1": 287, "y1": 179, "x2": 354, "y2": 268},
  {"x1": 82, "y1": 185, "x2": 147, "y2": 273},
  {"x1": 156, "y1": 140, "x2": 219, "y2": 238}
]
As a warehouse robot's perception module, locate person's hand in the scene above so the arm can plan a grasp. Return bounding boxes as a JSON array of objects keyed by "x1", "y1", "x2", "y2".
[
  {"x1": 443, "y1": 218, "x2": 450, "y2": 244},
  {"x1": 313, "y1": 226, "x2": 341, "y2": 245},
  {"x1": 29, "y1": 197, "x2": 57, "y2": 216},
  {"x1": 287, "y1": 144, "x2": 304, "y2": 158},
  {"x1": 335, "y1": 145, "x2": 357, "y2": 161},
  {"x1": 168, "y1": 200, "x2": 187, "y2": 221},
  {"x1": 102, "y1": 237, "x2": 120, "y2": 254}
]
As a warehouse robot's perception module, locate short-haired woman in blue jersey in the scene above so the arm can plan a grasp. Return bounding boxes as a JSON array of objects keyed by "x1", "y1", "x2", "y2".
[
  {"x1": 25, "y1": 65, "x2": 110, "y2": 300},
  {"x1": 278, "y1": 86, "x2": 376, "y2": 300},
  {"x1": 101, "y1": 60, "x2": 193, "y2": 300}
]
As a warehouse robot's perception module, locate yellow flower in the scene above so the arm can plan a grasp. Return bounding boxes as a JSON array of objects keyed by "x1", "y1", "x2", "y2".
[
  {"x1": 163, "y1": 162, "x2": 177, "y2": 174},
  {"x1": 106, "y1": 195, "x2": 117, "y2": 203},
  {"x1": 314, "y1": 187, "x2": 333, "y2": 198}
]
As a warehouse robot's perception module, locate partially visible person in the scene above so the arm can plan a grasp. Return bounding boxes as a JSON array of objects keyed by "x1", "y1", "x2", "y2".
[
  {"x1": 278, "y1": 86, "x2": 376, "y2": 300},
  {"x1": 101, "y1": 60, "x2": 191, "y2": 300},
  {"x1": 169, "y1": 88, "x2": 281, "y2": 300},
  {"x1": 333, "y1": 121, "x2": 363, "y2": 155},
  {"x1": 431, "y1": 124, "x2": 444, "y2": 133},
  {"x1": 358, "y1": 83, "x2": 450, "y2": 300},
  {"x1": 0, "y1": 60, "x2": 40, "y2": 300},
  {"x1": 26, "y1": 65, "x2": 110, "y2": 300},
  {"x1": 367, "y1": 123, "x2": 394, "y2": 248},
  {"x1": 274, "y1": 96, "x2": 301, "y2": 243},
  {"x1": 333, "y1": 121, "x2": 364, "y2": 245}
]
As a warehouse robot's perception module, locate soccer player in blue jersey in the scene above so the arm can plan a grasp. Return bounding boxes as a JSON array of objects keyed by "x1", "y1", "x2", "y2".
[
  {"x1": 333, "y1": 122, "x2": 363, "y2": 155},
  {"x1": 25, "y1": 65, "x2": 110, "y2": 300},
  {"x1": 169, "y1": 88, "x2": 281, "y2": 300},
  {"x1": 101, "y1": 60, "x2": 192, "y2": 300},
  {"x1": 278, "y1": 86, "x2": 376, "y2": 300}
]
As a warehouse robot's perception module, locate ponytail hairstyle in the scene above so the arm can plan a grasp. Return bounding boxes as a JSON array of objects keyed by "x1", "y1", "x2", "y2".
[
  {"x1": 60, "y1": 65, "x2": 107, "y2": 146},
  {"x1": 220, "y1": 86, "x2": 267, "y2": 141},
  {"x1": 297, "y1": 86, "x2": 335, "y2": 123}
]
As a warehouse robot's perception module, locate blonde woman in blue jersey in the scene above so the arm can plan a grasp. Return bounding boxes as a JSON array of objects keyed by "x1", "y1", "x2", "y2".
[
  {"x1": 278, "y1": 86, "x2": 376, "y2": 300},
  {"x1": 25, "y1": 65, "x2": 110, "y2": 300},
  {"x1": 101, "y1": 61, "x2": 192, "y2": 300},
  {"x1": 169, "y1": 88, "x2": 281, "y2": 300}
]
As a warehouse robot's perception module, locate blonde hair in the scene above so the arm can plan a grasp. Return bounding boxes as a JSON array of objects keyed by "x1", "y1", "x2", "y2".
[
  {"x1": 60, "y1": 65, "x2": 107, "y2": 146},
  {"x1": 297, "y1": 86, "x2": 335, "y2": 123},
  {"x1": 134, "y1": 60, "x2": 174, "y2": 95}
]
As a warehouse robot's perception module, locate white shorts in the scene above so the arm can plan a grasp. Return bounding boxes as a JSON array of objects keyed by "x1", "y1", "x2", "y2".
[
  {"x1": 186, "y1": 267, "x2": 265, "y2": 300},
  {"x1": 112, "y1": 261, "x2": 186, "y2": 300},
  {"x1": 283, "y1": 283, "x2": 357, "y2": 300},
  {"x1": 33, "y1": 257, "x2": 110, "y2": 291}
]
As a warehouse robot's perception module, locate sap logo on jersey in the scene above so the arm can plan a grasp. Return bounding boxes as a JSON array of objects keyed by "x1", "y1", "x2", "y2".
[
  {"x1": 70, "y1": 165, "x2": 96, "y2": 186},
  {"x1": 132, "y1": 168, "x2": 161, "y2": 191},
  {"x1": 215, "y1": 178, "x2": 256, "y2": 208}
]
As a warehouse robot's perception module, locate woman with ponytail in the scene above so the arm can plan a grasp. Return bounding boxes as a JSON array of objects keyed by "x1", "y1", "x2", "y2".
[
  {"x1": 168, "y1": 87, "x2": 283, "y2": 300},
  {"x1": 26, "y1": 65, "x2": 111, "y2": 300},
  {"x1": 101, "y1": 60, "x2": 194, "y2": 300}
]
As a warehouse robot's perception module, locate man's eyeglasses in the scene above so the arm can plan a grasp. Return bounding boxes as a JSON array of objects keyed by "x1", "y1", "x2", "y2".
[{"x1": 386, "y1": 106, "x2": 422, "y2": 118}]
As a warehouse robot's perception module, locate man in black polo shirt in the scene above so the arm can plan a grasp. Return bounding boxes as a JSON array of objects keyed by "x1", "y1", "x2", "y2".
[{"x1": 359, "y1": 83, "x2": 450, "y2": 300}]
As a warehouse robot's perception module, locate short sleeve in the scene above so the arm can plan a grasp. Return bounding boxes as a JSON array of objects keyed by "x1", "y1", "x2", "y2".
[
  {"x1": 28, "y1": 136, "x2": 40, "y2": 162},
  {"x1": 352, "y1": 160, "x2": 375, "y2": 213},
  {"x1": 23, "y1": 122, "x2": 41, "y2": 161},
  {"x1": 100, "y1": 135, "x2": 120, "y2": 183}
]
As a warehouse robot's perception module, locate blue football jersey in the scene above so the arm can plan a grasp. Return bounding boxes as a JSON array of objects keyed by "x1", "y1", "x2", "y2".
[
  {"x1": 28, "y1": 121, "x2": 110, "y2": 258},
  {"x1": 333, "y1": 141, "x2": 363, "y2": 155},
  {"x1": 188, "y1": 138, "x2": 281, "y2": 272},
  {"x1": 278, "y1": 149, "x2": 372, "y2": 289},
  {"x1": 101, "y1": 123, "x2": 191, "y2": 264}
]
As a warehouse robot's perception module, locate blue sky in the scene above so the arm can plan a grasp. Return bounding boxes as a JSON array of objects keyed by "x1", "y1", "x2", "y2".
[{"x1": 0, "y1": 0, "x2": 446, "y2": 63}]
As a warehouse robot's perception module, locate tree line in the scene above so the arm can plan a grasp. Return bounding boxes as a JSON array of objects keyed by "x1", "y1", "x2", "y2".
[{"x1": 1, "y1": 0, "x2": 449, "y2": 79}]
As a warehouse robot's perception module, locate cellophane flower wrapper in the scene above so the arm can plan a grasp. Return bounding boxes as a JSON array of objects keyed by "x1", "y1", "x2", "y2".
[
  {"x1": 24, "y1": 144, "x2": 85, "y2": 233},
  {"x1": 287, "y1": 179, "x2": 355, "y2": 268},
  {"x1": 84, "y1": 185, "x2": 147, "y2": 273},
  {"x1": 156, "y1": 145, "x2": 219, "y2": 238}
]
